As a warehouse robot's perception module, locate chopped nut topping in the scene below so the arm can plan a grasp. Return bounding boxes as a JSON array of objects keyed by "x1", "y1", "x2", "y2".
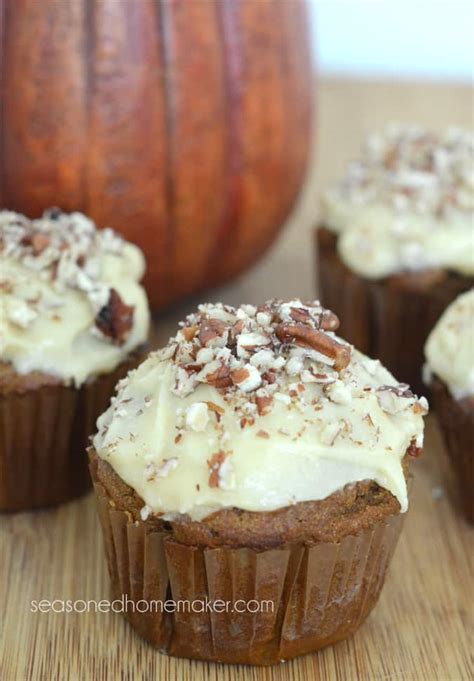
[
  {"x1": 328, "y1": 126, "x2": 474, "y2": 221},
  {"x1": 256, "y1": 394, "x2": 273, "y2": 416},
  {"x1": 407, "y1": 440, "x2": 422, "y2": 458},
  {"x1": 161, "y1": 300, "x2": 353, "y2": 414},
  {"x1": 0, "y1": 209, "x2": 137, "y2": 344},
  {"x1": 207, "y1": 450, "x2": 229, "y2": 488},
  {"x1": 94, "y1": 288, "x2": 134, "y2": 345}
]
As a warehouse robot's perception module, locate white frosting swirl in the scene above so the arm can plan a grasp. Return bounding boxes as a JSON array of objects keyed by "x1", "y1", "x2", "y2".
[
  {"x1": 0, "y1": 210, "x2": 150, "y2": 386},
  {"x1": 93, "y1": 300, "x2": 427, "y2": 519},
  {"x1": 321, "y1": 126, "x2": 474, "y2": 278},
  {"x1": 424, "y1": 289, "x2": 474, "y2": 399}
]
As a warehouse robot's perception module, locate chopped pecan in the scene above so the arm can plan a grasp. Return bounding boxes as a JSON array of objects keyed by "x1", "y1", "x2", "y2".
[
  {"x1": 262, "y1": 370, "x2": 277, "y2": 384},
  {"x1": 413, "y1": 400, "x2": 428, "y2": 415},
  {"x1": 378, "y1": 384, "x2": 414, "y2": 399},
  {"x1": 256, "y1": 394, "x2": 273, "y2": 415},
  {"x1": 182, "y1": 325, "x2": 198, "y2": 341},
  {"x1": 229, "y1": 319, "x2": 245, "y2": 345},
  {"x1": 95, "y1": 288, "x2": 134, "y2": 345},
  {"x1": 230, "y1": 367, "x2": 250, "y2": 385},
  {"x1": 289, "y1": 307, "x2": 311, "y2": 323},
  {"x1": 205, "y1": 401, "x2": 225, "y2": 418},
  {"x1": 207, "y1": 450, "x2": 228, "y2": 488},
  {"x1": 205, "y1": 363, "x2": 232, "y2": 389},
  {"x1": 275, "y1": 323, "x2": 351, "y2": 371},
  {"x1": 199, "y1": 319, "x2": 228, "y2": 346},
  {"x1": 320, "y1": 310, "x2": 340, "y2": 331},
  {"x1": 31, "y1": 233, "x2": 50, "y2": 255},
  {"x1": 0, "y1": 279, "x2": 13, "y2": 294},
  {"x1": 407, "y1": 440, "x2": 422, "y2": 458}
]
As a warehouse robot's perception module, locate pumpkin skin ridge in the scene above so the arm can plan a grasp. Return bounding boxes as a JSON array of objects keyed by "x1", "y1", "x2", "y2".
[
  {"x1": 163, "y1": 0, "x2": 230, "y2": 303},
  {"x1": 205, "y1": 0, "x2": 312, "y2": 285},
  {"x1": 154, "y1": 0, "x2": 176, "y2": 305},
  {"x1": 80, "y1": 0, "x2": 92, "y2": 219},
  {"x1": 204, "y1": 0, "x2": 244, "y2": 287}
]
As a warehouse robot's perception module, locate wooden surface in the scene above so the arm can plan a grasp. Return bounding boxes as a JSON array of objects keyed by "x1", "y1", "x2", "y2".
[{"x1": 1, "y1": 78, "x2": 473, "y2": 680}]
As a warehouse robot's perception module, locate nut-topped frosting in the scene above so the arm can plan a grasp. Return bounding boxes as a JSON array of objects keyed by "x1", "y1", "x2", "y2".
[
  {"x1": 93, "y1": 300, "x2": 427, "y2": 520},
  {"x1": 424, "y1": 289, "x2": 474, "y2": 400},
  {"x1": 321, "y1": 125, "x2": 474, "y2": 278},
  {"x1": 0, "y1": 209, "x2": 149, "y2": 385}
]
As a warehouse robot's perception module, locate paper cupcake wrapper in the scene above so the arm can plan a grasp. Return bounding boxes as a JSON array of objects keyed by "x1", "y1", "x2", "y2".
[
  {"x1": 92, "y1": 474, "x2": 404, "y2": 665},
  {"x1": 0, "y1": 354, "x2": 142, "y2": 511},
  {"x1": 316, "y1": 228, "x2": 473, "y2": 396},
  {"x1": 431, "y1": 378, "x2": 474, "y2": 523}
]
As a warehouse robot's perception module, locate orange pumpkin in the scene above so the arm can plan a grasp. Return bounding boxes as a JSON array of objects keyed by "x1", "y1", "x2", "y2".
[{"x1": 0, "y1": 0, "x2": 313, "y2": 308}]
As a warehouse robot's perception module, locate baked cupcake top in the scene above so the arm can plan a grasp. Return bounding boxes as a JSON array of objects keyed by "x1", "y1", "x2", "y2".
[
  {"x1": 322, "y1": 125, "x2": 474, "y2": 278},
  {"x1": 0, "y1": 209, "x2": 149, "y2": 386},
  {"x1": 424, "y1": 289, "x2": 474, "y2": 399},
  {"x1": 94, "y1": 300, "x2": 427, "y2": 520}
]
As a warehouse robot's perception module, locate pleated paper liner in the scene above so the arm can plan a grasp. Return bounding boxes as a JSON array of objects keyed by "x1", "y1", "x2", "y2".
[
  {"x1": 0, "y1": 350, "x2": 144, "y2": 512},
  {"x1": 431, "y1": 377, "x2": 474, "y2": 523},
  {"x1": 91, "y1": 462, "x2": 404, "y2": 665},
  {"x1": 316, "y1": 228, "x2": 473, "y2": 396}
]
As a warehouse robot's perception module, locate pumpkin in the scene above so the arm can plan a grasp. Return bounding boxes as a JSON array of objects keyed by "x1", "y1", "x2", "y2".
[{"x1": 0, "y1": 0, "x2": 313, "y2": 308}]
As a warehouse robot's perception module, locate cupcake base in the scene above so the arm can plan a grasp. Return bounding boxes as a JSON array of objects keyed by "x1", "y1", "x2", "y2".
[
  {"x1": 430, "y1": 376, "x2": 474, "y2": 523},
  {"x1": 0, "y1": 351, "x2": 144, "y2": 512},
  {"x1": 316, "y1": 228, "x2": 473, "y2": 395},
  {"x1": 90, "y1": 450, "x2": 404, "y2": 665}
]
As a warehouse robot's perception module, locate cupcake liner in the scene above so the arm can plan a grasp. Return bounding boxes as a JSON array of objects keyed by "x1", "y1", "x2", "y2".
[
  {"x1": 91, "y1": 470, "x2": 404, "y2": 665},
  {"x1": 431, "y1": 377, "x2": 474, "y2": 523},
  {"x1": 0, "y1": 353, "x2": 142, "y2": 511},
  {"x1": 316, "y1": 228, "x2": 473, "y2": 395}
]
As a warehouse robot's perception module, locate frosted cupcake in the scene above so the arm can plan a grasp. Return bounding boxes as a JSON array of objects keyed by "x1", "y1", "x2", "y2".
[
  {"x1": 317, "y1": 125, "x2": 474, "y2": 394},
  {"x1": 0, "y1": 209, "x2": 149, "y2": 510},
  {"x1": 424, "y1": 289, "x2": 474, "y2": 522},
  {"x1": 90, "y1": 299, "x2": 427, "y2": 664}
]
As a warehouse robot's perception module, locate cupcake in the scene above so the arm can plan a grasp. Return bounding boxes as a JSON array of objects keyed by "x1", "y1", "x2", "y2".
[
  {"x1": 90, "y1": 299, "x2": 427, "y2": 664},
  {"x1": 0, "y1": 209, "x2": 150, "y2": 511},
  {"x1": 424, "y1": 289, "x2": 474, "y2": 522},
  {"x1": 317, "y1": 125, "x2": 474, "y2": 395}
]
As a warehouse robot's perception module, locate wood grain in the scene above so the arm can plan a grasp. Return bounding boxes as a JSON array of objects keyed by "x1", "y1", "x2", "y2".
[{"x1": 1, "y1": 78, "x2": 473, "y2": 680}]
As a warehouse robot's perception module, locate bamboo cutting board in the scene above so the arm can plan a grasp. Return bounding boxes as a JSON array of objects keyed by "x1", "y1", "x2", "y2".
[{"x1": 1, "y1": 79, "x2": 473, "y2": 680}]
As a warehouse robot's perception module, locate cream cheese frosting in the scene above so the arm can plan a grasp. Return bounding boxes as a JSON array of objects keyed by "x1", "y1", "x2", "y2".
[
  {"x1": 0, "y1": 209, "x2": 149, "y2": 386},
  {"x1": 93, "y1": 300, "x2": 427, "y2": 520},
  {"x1": 321, "y1": 126, "x2": 474, "y2": 279},
  {"x1": 424, "y1": 289, "x2": 474, "y2": 399}
]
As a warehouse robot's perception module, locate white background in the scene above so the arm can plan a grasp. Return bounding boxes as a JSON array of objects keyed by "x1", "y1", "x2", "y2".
[{"x1": 309, "y1": 0, "x2": 474, "y2": 81}]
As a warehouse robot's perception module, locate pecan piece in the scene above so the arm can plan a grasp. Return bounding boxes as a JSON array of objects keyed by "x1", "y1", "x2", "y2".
[
  {"x1": 230, "y1": 367, "x2": 250, "y2": 385},
  {"x1": 205, "y1": 401, "x2": 225, "y2": 417},
  {"x1": 275, "y1": 323, "x2": 351, "y2": 371},
  {"x1": 229, "y1": 319, "x2": 245, "y2": 346},
  {"x1": 95, "y1": 288, "x2": 134, "y2": 345},
  {"x1": 256, "y1": 394, "x2": 273, "y2": 415},
  {"x1": 207, "y1": 450, "x2": 228, "y2": 488},
  {"x1": 320, "y1": 310, "x2": 340, "y2": 331},
  {"x1": 289, "y1": 307, "x2": 311, "y2": 323},
  {"x1": 199, "y1": 319, "x2": 228, "y2": 346},
  {"x1": 262, "y1": 370, "x2": 277, "y2": 384},
  {"x1": 31, "y1": 233, "x2": 50, "y2": 255},
  {"x1": 407, "y1": 440, "x2": 422, "y2": 458},
  {"x1": 181, "y1": 325, "x2": 198, "y2": 342},
  {"x1": 205, "y1": 364, "x2": 233, "y2": 389}
]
